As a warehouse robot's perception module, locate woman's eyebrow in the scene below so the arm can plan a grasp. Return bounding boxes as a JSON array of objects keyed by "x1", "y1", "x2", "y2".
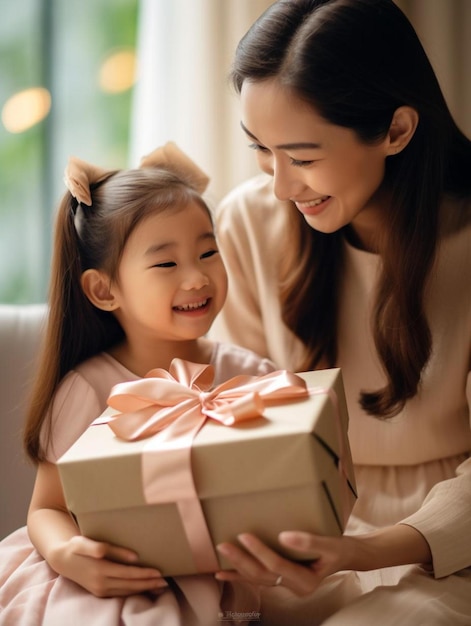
[{"x1": 240, "y1": 121, "x2": 322, "y2": 150}]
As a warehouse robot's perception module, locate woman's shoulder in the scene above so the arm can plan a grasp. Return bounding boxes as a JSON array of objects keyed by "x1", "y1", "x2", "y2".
[
  {"x1": 437, "y1": 196, "x2": 471, "y2": 270},
  {"x1": 439, "y1": 194, "x2": 471, "y2": 238},
  {"x1": 210, "y1": 341, "x2": 277, "y2": 385},
  {"x1": 215, "y1": 174, "x2": 295, "y2": 251},
  {"x1": 219, "y1": 173, "x2": 274, "y2": 206},
  {"x1": 216, "y1": 174, "x2": 291, "y2": 225}
]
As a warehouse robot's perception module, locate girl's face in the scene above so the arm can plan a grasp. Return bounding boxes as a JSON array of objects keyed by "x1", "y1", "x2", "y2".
[
  {"x1": 240, "y1": 79, "x2": 392, "y2": 250},
  {"x1": 111, "y1": 201, "x2": 228, "y2": 344}
]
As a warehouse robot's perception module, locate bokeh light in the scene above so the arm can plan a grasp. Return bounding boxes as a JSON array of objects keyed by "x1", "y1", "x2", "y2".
[
  {"x1": 99, "y1": 48, "x2": 137, "y2": 93},
  {"x1": 2, "y1": 87, "x2": 51, "y2": 133}
]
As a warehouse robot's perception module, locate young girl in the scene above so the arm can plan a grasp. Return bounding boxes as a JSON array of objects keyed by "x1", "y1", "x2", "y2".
[
  {"x1": 209, "y1": 0, "x2": 471, "y2": 624},
  {"x1": 0, "y1": 142, "x2": 274, "y2": 626}
]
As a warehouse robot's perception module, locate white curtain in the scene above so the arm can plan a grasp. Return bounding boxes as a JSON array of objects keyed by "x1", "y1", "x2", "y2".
[
  {"x1": 129, "y1": 0, "x2": 272, "y2": 205},
  {"x1": 130, "y1": 0, "x2": 471, "y2": 205},
  {"x1": 396, "y1": 0, "x2": 471, "y2": 137}
]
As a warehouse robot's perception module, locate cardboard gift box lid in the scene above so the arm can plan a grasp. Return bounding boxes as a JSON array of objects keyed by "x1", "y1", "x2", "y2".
[{"x1": 58, "y1": 367, "x2": 356, "y2": 576}]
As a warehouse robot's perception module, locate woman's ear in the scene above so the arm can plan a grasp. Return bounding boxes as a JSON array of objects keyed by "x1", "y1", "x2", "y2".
[
  {"x1": 81, "y1": 269, "x2": 118, "y2": 311},
  {"x1": 386, "y1": 106, "x2": 419, "y2": 156}
]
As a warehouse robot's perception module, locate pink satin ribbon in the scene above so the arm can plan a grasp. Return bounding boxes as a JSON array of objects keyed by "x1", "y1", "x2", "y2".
[{"x1": 105, "y1": 359, "x2": 309, "y2": 573}]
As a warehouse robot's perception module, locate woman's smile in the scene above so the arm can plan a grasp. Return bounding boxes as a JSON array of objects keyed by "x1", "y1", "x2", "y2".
[{"x1": 294, "y1": 195, "x2": 332, "y2": 216}]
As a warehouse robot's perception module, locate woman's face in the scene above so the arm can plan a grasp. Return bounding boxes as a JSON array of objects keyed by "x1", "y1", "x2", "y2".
[{"x1": 240, "y1": 79, "x2": 391, "y2": 250}]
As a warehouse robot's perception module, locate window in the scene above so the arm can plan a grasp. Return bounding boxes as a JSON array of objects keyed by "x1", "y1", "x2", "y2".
[{"x1": 0, "y1": 0, "x2": 138, "y2": 303}]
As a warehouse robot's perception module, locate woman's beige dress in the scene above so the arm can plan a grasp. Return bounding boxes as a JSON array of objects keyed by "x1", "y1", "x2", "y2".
[{"x1": 210, "y1": 174, "x2": 471, "y2": 625}]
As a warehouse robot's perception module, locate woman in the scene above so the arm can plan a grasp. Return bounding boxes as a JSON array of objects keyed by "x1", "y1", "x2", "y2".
[{"x1": 209, "y1": 0, "x2": 471, "y2": 623}]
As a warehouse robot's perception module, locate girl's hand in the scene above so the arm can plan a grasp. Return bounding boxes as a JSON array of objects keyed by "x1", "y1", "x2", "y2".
[
  {"x1": 216, "y1": 532, "x2": 353, "y2": 597},
  {"x1": 28, "y1": 463, "x2": 168, "y2": 597},
  {"x1": 215, "y1": 525, "x2": 432, "y2": 597},
  {"x1": 48, "y1": 535, "x2": 168, "y2": 597}
]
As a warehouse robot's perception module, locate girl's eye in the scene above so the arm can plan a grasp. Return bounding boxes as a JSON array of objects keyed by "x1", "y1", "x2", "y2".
[
  {"x1": 201, "y1": 249, "x2": 219, "y2": 260},
  {"x1": 153, "y1": 261, "x2": 176, "y2": 268}
]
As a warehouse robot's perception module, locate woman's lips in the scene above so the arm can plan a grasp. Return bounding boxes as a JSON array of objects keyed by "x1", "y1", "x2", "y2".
[{"x1": 294, "y1": 195, "x2": 331, "y2": 216}]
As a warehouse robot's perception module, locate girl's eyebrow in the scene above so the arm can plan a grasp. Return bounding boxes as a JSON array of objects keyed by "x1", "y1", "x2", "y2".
[
  {"x1": 144, "y1": 232, "x2": 216, "y2": 257},
  {"x1": 240, "y1": 121, "x2": 323, "y2": 151}
]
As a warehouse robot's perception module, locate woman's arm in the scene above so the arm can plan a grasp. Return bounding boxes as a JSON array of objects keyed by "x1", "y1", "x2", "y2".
[
  {"x1": 215, "y1": 524, "x2": 431, "y2": 597},
  {"x1": 27, "y1": 461, "x2": 167, "y2": 597}
]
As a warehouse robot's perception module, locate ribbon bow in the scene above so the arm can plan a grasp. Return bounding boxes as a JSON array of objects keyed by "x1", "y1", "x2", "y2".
[
  {"x1": 64, "y1": 141, "x2": 209, "y2": 206},
  {"x1": 104, "y1": 359, "x2": 309, "y2": 573}
]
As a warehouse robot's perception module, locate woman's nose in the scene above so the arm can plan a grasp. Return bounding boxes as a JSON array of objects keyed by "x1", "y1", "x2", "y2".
[{"x1": 272, "y1": 163, "x2": 305, "y2": 201}]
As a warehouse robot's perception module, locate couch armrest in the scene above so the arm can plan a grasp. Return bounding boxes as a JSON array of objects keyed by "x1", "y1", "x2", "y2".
[{"x1": 0, "y1": 304, "x2": 47, "y2": 538}]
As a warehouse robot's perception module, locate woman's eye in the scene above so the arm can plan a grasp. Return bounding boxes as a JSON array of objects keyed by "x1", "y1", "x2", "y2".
[
  {"x1": 248, "y1": 142, "x2": 270, "y2": 154},
  {"x1": 290, "y1": 158, "x2": 315, "y2": 167},
  {"x1": 201, "y1": 249, "x2": 218, "y2": 259}
]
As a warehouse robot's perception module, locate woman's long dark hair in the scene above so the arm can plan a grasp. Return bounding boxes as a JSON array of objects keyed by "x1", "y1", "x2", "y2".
[
  {"x1": 232, "y1": 0, "x2": 471, "y2": 417},
  {"x1": 24, "y1": 168, "x2": 210, "y2": 462}
]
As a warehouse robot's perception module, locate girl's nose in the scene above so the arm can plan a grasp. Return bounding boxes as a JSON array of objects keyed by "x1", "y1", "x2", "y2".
[{"x1": 181, "y1": 267, "x2": 210, "y2": 291}]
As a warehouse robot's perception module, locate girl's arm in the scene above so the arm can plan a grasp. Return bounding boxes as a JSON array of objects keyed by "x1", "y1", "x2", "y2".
[
  {"x1": 215, "y1": 525, "x2": 432, "y2": 597},
  {"x1": 27, "y1": 461, "x2": 168, "y2": 597}
]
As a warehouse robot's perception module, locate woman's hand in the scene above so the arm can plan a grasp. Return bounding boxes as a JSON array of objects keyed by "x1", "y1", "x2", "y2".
[
  {"x1": 47, "y1": 535, "x2": 168, "y2": 597},
  {"x1": 215, "y1": 525, "x2": 432, "y2": 597},
  {"x1": 216, "y1": 532, "x2": 354, "y2": 597}
]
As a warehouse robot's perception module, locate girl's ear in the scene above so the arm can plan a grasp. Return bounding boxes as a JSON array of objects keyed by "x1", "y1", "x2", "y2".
[
  {"x1": 81, "y1": 269, "x2": 118, "y2": 311},
  {"x1": 386, "y1": 106, "x2": 419, "y2": 156}
]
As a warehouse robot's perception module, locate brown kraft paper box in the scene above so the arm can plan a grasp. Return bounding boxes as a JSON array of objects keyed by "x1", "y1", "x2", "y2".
[{"x1": 57, "y1": 367, "x2": 357, "y2": 577}]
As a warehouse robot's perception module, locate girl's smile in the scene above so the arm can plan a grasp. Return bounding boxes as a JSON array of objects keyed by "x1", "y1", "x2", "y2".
[
  {"x1": 106, "y1": 200, "x2": 228, "y2": 368},
  {"x1": 172, "y1": 297, "x2": 211, "y2": 314}
]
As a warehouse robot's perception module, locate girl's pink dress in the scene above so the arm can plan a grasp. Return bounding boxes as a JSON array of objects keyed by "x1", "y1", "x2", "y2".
[{"x1": 0, "y1": 343, "x2": 275, "y2": 626}]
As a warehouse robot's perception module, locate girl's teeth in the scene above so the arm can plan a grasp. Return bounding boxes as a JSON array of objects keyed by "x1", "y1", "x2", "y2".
[{"x1": 175, "y1": 299, "x2": 208, "y2": 311}]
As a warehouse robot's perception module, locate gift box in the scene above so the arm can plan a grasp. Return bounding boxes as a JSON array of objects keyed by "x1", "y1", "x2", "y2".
[{"x1": 57, "y1": 363, "x2": 356, "y2": 577}]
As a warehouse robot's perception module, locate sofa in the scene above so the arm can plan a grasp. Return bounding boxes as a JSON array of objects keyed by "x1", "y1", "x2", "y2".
[
  {"x1": 1, "y1": 303, "x2": 470, "y2": 544},
  {"x1": 0, "y1": 303, "x2": 48, "y2": 539}
]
